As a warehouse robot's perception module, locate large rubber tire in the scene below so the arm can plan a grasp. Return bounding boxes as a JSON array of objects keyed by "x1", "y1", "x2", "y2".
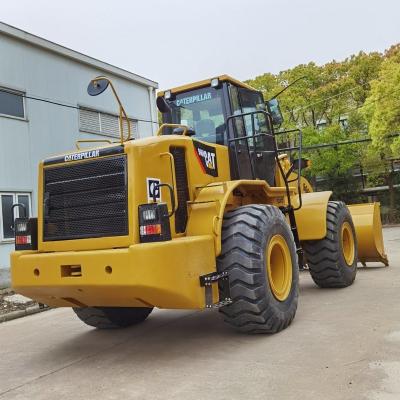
[
  {"x1": 303, "y1": 201, "x2": 357, "y2": 288},
  {"x1": 72, "y1": 307, "x2": 153, "y2": 329},
  {"x1": 217, "y1": 205, "x2": 299, "y2": 334}
]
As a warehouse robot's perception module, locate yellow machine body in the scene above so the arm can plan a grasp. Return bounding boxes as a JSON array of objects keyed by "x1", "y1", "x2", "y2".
[
  {"x1": 11, "y1": 75, "x2": 387, "y2": 311},
  {"x1": 282, "y1": 155, "x2": 389, "y2": 266},
  {"x1": 12, "y1": 135, "x2": 228, "y2": 309},
  {"x1": 11, "y1": 135, "x2": 333, "y2": 309},
  {"x1": 11, "y1": 236, "x2": 216, "y2": 309}
]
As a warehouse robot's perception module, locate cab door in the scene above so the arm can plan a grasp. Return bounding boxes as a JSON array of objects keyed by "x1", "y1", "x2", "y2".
[{"x1": 227, "y1": 85, "x2": 276, "y2": 185}]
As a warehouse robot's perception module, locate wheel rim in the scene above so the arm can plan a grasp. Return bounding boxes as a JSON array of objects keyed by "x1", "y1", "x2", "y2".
[
  {"x1": 341, "y1": 222, "x2": 355, "y2": 266},
  {"x1": 266, "y1": 234, "x2": 292, "y2": 301}
]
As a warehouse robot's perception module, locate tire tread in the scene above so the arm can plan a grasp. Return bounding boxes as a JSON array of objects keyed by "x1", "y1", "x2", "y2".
[
  {"x1": 73, "y1": 306, "x2": 153, "y2": 329},
  {"x1": 303, "y1": 201, "x2": 357, "y2": 288},
  {"x1": 218, "y1": 205, "x2": 298, "y2": 334}
]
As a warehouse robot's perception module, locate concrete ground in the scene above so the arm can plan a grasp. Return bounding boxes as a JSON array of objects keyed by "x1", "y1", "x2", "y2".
[
  {"x1": 0, "y1": 268, "x2": 10, "y2": 289},
  {"x1": 0, "y1": 228, "x2": 399, "y2": 400}
]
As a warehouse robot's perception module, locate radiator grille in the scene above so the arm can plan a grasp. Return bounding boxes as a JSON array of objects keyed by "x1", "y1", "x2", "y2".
[
  {"x1": 170, "y1": 147, "x2": 190, "y2": 233},
  {"x1": 43, "y1": 155, "x2": 128, "y2": 241}
]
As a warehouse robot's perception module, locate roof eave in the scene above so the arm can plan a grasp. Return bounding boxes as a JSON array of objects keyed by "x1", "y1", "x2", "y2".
[{"x1": 0, "y1": 21, "x2": 158, "y2": 89}]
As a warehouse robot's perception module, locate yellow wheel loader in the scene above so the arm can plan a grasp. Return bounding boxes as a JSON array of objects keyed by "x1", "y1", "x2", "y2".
[{"x1": 10, "y1": 75, "x2": 388, "y2": 333}]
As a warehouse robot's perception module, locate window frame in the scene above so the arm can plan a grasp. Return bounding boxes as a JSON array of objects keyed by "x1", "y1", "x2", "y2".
[
  {"x1": 78, "y1": 106, "x2": 138, "y2": 139},
  {"x1": 0, "y1": 192, "x2": 32, "y2": 243},
  {"x1": 0, "y1": 87, "x2": 27, "y2": 121},
  {"x1": 164, "y1": 85, "x2": 230, "y2": 145}
]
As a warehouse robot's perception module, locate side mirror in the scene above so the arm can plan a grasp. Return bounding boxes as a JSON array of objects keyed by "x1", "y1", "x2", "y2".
[
  {"x1": 156, "y1": 96, "x2": 171, "y2": 114},
  {"x1": 292, "y1": 158, "x2": 311, "y2": 170},
  {"x1": 172, "y1": 127, "x2": 195, "y2": 136},
  {"x1": 87, "y1": 78, "x2": 109, "y2": 96},
  {"x1": 266, "y1": 98, "x2": 284, "y2": 126}
]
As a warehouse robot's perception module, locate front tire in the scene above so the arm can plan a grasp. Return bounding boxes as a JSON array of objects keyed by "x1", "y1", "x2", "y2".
[
  {"x1": 217, "y1": 205, "x2": 299, "y2": 334},
  {"x1": 72, "y1": 307, "x2": 153, "y2": 329},
  {"x1": 303, "y1": 201, "x2": 357, "y2": 288}
]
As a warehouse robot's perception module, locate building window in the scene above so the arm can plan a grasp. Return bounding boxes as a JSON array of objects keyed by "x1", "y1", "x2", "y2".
[
  {"x1": 339, "y1": 116, "x2": 349, "y2": 130},
  {"x1": 79, "y1": 108, "x2": 138, "y2": 139},
  {"x1": 316, "y1": 119, "x2": 327, "y2": 131},
  {"x1": 0, "y1": 193, "x2": 31, "y2": 241},
  {"x1": 0, "y1": 88, "x2": 25, "y2": 119}
]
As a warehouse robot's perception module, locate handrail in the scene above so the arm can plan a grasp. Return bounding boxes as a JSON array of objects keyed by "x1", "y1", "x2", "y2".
[
  {"x1": 157, "y1": 123, "x2": 190, "y2": 136},
  {"x1": 159, "y1": 152, "x2": 179, "y2": 215},
  {"x1": 275, "y1": 128, "x2": 303, "y2": 211},
  {"x1": 226, "y1": 110, "x2": 303, "y2": 211},
  {"x1": 153, "y1": 183, "x2": 176, "y2": 217},
  {"x1": 89, "y1": 76, "x2": 131, "y2": 143},
  {"x1": 75, "y1": 139, "x2": 112, "y2": 150},
  {"x1": 11, "y1": 203, "x2": 27, "y2": 232}
]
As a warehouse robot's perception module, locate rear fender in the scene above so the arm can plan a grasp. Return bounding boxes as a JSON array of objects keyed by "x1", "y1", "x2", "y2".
[{"x1": 295, "y1": 191, "x2": 332, "y2": 241}]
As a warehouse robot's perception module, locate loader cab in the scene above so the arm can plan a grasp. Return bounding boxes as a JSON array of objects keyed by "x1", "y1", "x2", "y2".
[{"x1": 158, "y1": 76, "x2": 281, "y2": 185}]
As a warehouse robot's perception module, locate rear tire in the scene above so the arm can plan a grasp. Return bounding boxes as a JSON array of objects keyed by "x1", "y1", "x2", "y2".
[
  {"x1": 72, "y1": 307, "x2": 153, "y2": 329},
  {"x1": 303, "y1": 201, "x2": 357, "y2": 288},
  {"x1": 217, "y1": 205, "x2": 299, "y2": 334}
]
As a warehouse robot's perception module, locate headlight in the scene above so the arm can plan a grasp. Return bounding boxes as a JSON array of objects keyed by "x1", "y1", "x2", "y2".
[{"x1": 211, "y1": 78, "x2": 220, "y2": 88}]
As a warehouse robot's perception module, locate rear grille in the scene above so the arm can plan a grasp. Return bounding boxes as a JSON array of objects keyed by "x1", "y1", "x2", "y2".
[
  {"x1": 170, "y1": 147, "x2": 190, "y2": 233},
  {"x1": 43, "y1": 155, "x2": 128, "y2": 241}
]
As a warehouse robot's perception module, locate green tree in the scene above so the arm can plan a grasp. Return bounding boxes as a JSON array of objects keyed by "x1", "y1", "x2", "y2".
[
  {"x1": 360, "y1": 46, "x2": 400, "y2": 221},
  {"x1": 247, "y1": 51, "x2": 383, "y2": 199},
  {"x1": 301, "y1": 125, "x2": 365, "y2": 203},
  {"x1": 247, "y1": 51, "x2": 383, "y2": 131}
]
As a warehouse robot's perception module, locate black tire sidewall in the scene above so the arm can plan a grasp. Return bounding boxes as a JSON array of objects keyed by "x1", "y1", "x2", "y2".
[
  {"x1": 336, "y1": 204, "x2": 358, "y2": 281},
  {"x1": 260, "y1": 212, "x2": 299, "y2": 313}
]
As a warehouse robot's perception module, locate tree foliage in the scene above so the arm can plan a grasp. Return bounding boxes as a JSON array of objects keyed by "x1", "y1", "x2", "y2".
[
  {"x1": 247, "y1": 51, "x2": 383, "y2": 130},
  {"x1": 246, "y1": 46, "x2": 400, "y2": 220},
  {"x1": 361, "y1": 45, "x2": 400, "y2": 157}
]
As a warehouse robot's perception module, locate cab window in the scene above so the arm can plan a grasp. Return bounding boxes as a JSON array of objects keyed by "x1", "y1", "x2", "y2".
[
  {"x1": 237, "y1": 87, "x2": 269, "y2": 137},
  {"x1": 228, "y1": 85, "x2": 270, "y2": 148},
  {"x1": 167, "y1": 87, "x2": 226, "y2": 145}
]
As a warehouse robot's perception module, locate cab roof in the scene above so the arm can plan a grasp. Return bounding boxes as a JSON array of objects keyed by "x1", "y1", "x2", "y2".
[{"x1": 157, "y1": 75, "x2": 256, "y2": 97}]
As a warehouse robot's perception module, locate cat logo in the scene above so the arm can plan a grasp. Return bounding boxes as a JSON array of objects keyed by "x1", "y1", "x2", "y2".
[
  {"x1": 198, "y1": 148, "x2": 216, "y2": 170},
  {"x1": 176, "y1": 92, "x2": 212, "y2": 107},
  {"x1": 193, "y1": 141, "x2": 218, "y2": 177},
  {"x1": 64, "y1": 149, "x2": 100, "y2": 162}
]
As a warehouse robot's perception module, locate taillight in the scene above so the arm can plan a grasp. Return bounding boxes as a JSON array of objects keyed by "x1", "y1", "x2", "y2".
[
  {"x1": 14, "y1": 218, "x2": 38, "y2": 250},
  {"x1": 140, "y1": 224, "x2": 162, "y2": 236},
  {"x1": 138, "y1": 203, "x2": 171, "y2": 243}
]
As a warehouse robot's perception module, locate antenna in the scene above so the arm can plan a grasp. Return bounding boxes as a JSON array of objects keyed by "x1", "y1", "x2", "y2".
[{"x1": 268, "y1": 76, "x2": 307, "y2": 101}]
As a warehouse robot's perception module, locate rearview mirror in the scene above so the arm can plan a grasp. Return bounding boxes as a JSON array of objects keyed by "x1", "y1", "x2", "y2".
[
  {"x1": 266, "y1": 98, "x2": 284, "y2": 126},
  {"x1": 156, "y1": 96, "x2": 171, "y2": 114},
  {"x1": 87, "y1": 78, "x2": 109, "y2": 96},
  {"x1": 172, "y1": 127, "x2": 195, "y2": 136},
  {"x1": 292, "y1": 158, "x2": 311, "y2": 170}
]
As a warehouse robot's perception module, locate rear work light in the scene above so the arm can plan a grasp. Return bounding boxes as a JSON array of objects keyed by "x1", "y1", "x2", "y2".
[
  {"x1": 138, "y1": 203, "x2": 171, "y2": 243},
  {"x1": 14, "y1": 218, "x2": 38, "y2": 251}
]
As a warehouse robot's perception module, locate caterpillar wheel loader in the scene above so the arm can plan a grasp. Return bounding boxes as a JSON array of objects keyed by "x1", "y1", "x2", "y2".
[{"x1": 10, "y1": 75, "x2": 387, "y2": 334}]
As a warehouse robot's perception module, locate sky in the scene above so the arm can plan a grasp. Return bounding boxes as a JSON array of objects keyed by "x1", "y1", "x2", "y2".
[{"x1": 1, "y1": 0, "x2": 400, "y2": 89}]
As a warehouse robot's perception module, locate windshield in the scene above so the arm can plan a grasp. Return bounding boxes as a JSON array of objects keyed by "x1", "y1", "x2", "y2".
[{"x1": 166, "y1": 87, "x2": 226, "y2": 145}]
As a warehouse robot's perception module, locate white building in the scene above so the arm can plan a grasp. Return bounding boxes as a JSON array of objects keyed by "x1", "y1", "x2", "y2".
[{"x1": 0, "y1": 22, "x2": 158, "y2": 286}]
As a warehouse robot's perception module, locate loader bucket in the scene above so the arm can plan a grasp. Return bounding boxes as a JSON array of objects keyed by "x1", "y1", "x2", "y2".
[{"x1": 348, "y1": 202, "x2": 389, "y2": 266}]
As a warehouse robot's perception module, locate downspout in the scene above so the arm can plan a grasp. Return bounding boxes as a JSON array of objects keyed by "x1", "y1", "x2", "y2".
[{"x1": 148, "y1": 86, "x2": 157, "y2": 135}]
